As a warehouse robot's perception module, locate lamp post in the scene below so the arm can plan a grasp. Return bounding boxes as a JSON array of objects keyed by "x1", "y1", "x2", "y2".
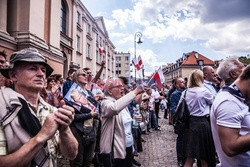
[{"x1": 134, "y1": 32, "x2": 143, "y2": 83}]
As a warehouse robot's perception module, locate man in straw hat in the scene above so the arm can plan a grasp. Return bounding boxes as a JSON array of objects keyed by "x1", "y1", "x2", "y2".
[{"x1": 0, "y1": 48, "x2": 78, "y2": 166}]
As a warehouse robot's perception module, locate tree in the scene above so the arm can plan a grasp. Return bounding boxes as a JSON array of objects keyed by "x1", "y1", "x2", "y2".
[{"x1": 239, "y1": 55, "x2": 250, "y2": 65}]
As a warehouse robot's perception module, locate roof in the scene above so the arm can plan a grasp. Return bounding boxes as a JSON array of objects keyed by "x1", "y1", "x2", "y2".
[{"x1": 181, "y1": 51, "x2": 214, "y2": 66}]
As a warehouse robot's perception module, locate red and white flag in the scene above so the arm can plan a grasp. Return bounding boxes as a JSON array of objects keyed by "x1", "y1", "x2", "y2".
[
  {"x1": 132, "y1": 57, "x2": 140, "y2": 71},
  {"x1": 99, "y1": 45, "x2": 105, "y2": 54},
  {"x1": 132, "y1": 56, "x2": 143, "y2": 71},
  {"x1": 138, "y1": 55, "x2": 143, "y2": 66},
  {"x1": 148, "y1": 67, "x2": 165, "y2": 88}
]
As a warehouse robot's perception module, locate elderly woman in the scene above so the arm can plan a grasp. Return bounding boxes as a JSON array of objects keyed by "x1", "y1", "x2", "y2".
[
  {"x1": 100, "y1": 78, "x2": 144, "y2": 167},
  {"x1": 181, "y1": 70, "x2": 216, "y2": 167},
  {"x1": 69, "y1": 69, "x2": 98, "y2": 167}
]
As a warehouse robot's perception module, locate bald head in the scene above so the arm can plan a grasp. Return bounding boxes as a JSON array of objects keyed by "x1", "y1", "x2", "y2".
[
  {"x1": 203, "y1": 66, "x2": 216, "y2": 82},
  {"x1": 175, "y1": 77, "x2": 185, "y2": 90}
]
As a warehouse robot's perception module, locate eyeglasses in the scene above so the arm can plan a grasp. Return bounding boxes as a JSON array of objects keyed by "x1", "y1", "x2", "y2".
[{"x1": 113, "y1": 85, "x2": 124, "y2": 89}]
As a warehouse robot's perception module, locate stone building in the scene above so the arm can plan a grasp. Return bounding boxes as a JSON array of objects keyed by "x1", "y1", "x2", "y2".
[
  {"x1": 0, "y1": 0, "x2": 115, "y2": 78},
  {"x1": 115, "y1": 52, "x2": 131, "y2": 79}
]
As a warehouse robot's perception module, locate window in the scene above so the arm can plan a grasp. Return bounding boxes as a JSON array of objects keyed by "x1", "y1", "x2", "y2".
[
  {"x1": 115, "y1": 57, "x2": 121, "y2": 61},
  {"x1": 60, "y1": 0, "x2": 67, "y2": 34},
  {"x1": 96, "y1": 50, "x2": 99, "y2": 63},
  {"x1": 116, "y1": 70, "x2": 121, "y2": 75},
  {"x1": 125, "y1": 56, "x2": 129, "y2": 61},
  {"x1": 96, "y1": 33, "x2": 98, "y2": 43},
  {"x1": 77, "y1": 11, "x2": 81, "y2": 25},
  {"x1": 76, "y1": 35, "x2": 80, "y2": 52},
  {"x1": 116, "y1": 63, "x2": 121, "y2": 67},
  {"x1": 112, "y1": 62, "x2": 113, "y2": 71},
  {"x1": 87, "y1": 43, "x2": 91, "y2": 58},
  {"x1": 87, "y1": 23, "x2": 91, "y2": 34},
  {"x1": 100, "y1": 53, "x2": 102, "y2": 62},
  {"x1": 108, "y1": 59, "x2": 110, "y2": 69},
  {"x1": 100, "y1": 37, "x2": 102, "y2": 46}
]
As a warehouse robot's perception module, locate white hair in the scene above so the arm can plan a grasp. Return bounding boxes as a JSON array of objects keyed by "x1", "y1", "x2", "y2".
[
  {"x1": 103, "y1": 78, "x2": 122, "y2": 95},
  {"x1": 217, "y1": 57, "x2": 242, "y2": 84}
]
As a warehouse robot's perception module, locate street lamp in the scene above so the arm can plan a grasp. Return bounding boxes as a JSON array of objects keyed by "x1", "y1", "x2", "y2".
[
  {"x1": 134, "y1": 32, "x2": 143, "y2": 83},
  {"x1": 197, "y1": 60, "x2": 204, "y2": 70}
]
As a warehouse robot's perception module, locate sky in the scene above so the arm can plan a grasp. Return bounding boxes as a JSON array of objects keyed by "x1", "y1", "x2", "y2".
[{"x1": 82, "y1": 0, "x2": 250, "y2": 75}]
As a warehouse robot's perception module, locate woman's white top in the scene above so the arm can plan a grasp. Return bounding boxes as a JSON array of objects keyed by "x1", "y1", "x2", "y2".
[{"x1": 180, "y1": 86, "x2": 213, "y2": 116}]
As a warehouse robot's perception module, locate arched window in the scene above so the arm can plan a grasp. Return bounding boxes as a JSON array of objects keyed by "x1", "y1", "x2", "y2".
[{"x1": 60, "y1": 0, "x2": 67, "y2": 34}]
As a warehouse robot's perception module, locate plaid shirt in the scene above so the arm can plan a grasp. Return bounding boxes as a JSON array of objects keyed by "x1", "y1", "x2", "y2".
[{"x1": 0, "y1": 97, "x2": 59, "y2": 166}]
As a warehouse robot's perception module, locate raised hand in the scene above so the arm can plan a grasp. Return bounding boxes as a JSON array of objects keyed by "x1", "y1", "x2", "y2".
[
  {"x1": 90, "y1": 108, "x2": 98, "y2": 117},
  {"x1": 54, "y1": 100, "x2": 75, "y2": 132}
]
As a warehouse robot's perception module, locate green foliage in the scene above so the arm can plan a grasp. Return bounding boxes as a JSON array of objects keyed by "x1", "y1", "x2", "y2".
[{"x1": 239, "y1": 55, "x2": 250, "y2": 65}]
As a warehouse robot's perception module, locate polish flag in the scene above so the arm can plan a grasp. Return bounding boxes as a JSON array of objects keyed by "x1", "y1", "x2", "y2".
[
  {"x1": 132, "y1": 57, "x2": 141, "y2": 71},
  {"x1": 99, "y1": 45, "x2": 105, "y2": 54},
  {"x1": 138, "y1": 55, "x2": 143, "y2": 67}
]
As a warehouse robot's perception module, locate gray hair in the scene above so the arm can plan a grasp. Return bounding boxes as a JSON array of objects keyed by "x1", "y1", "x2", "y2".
[{"x1": 217, "y1": 57, "x2": 242, "y2": 84}]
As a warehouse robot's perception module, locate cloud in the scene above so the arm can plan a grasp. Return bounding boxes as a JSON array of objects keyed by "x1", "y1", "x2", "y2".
[
  {"x1": 128, "y1": 48, "x2": 165, "y2": 76},
  {"x1": 199, "y1": 0, "x2": 250, "y2": 23},
  {"x1": 103, "y1": 18, "x2": 117, "y2": 31},
  {"x1": 128, "y1": 0, "x2": 250, "y2": 55},
  {"x1": 111, "y1": 9, "x2": 133, "y2": 28},
  {"x1": 103, "y1": 0, "x2": 250, "y2": 68}
]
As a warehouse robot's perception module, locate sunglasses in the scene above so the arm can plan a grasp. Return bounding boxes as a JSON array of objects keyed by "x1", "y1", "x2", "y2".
[
  {"x1": 79, "y1": 73, "x2": 87, "y2": 77},
  {"x1": 0, "y1": 60, "x2": 5, "y2": 64}
]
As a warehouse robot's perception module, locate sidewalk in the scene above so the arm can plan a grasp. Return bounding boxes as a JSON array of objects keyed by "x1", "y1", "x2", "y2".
[{"x1": 137, "y1": 111, "x2": 178, "y2": 167}]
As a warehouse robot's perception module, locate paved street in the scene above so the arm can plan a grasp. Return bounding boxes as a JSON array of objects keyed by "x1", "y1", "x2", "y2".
[{"x1": 137, "y1": 111, "x2": 178, "y2": 167}]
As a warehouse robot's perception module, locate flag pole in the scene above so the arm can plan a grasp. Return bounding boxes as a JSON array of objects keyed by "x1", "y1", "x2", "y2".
[{"x1": 147, "y1": 72, "x2": 156, "y2": 87}]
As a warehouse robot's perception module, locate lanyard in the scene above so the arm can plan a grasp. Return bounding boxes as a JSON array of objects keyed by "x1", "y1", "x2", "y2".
[
  {"x1": 222, "y1": 84, "x2": 245, "y2": 104},
  {"x1": 231, "y1": 83, "x2": 244, "y2": 98}
]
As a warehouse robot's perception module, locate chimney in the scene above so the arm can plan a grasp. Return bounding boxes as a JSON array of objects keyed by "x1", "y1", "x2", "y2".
[{"x1": 195, "y1": 52, "x2": 199, "y2": 59}]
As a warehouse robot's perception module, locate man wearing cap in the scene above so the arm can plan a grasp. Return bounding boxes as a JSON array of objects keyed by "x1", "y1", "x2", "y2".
[{"x1": 0, "y1": 48, "x2": 78, "y2": 166}]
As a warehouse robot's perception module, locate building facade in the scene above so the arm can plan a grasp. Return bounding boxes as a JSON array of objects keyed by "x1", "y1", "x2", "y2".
[
  {"x1": 115, "y1": 52, "x2": 131, "y2": 79},
  {"x1": 164, "y1": 51, "x2": 217, "y2": 85},
  {"x1": 0, "y1": 0, "x2": 115, "y2": 79}
]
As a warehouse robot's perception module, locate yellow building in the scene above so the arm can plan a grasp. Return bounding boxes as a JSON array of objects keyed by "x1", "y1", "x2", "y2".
[{"x1": 115, "y1": 52, "x2": 131, "y2": 79}]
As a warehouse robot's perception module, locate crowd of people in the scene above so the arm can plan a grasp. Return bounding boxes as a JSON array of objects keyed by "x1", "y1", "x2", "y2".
[{"x1": 0, "y1": 48, "x2": 250, "y2": 167}]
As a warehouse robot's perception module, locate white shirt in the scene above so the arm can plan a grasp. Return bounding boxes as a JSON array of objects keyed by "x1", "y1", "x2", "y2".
[
  {"x1": 147, "y1": 93, "x2": 155, "y2": 111},
  {"x1": 204, "y1": 80, "x2": 217, "y2": 99},
  {"x1": 181, "y1": 86, "x2": 213, "y2": 116},
  {"x1": 210, "y1": 91, "x2": 250, "y2": 167},
  {"x1": 121, "y1": 108, "x2": 134, "y2": 147},
  {"x1": 152, "y1": 89, "x2": 160, "y2": 102}
]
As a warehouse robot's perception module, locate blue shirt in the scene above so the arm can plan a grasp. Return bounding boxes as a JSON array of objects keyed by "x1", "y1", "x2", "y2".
[
  {"x1": 170, "y1": 89, "x2": 183, "y2": 114},
  {"x1": 62, "y1": 78, "x2": 72, "y2": 97},
  {"x1": 121, "y1": 108, "x2": 134, "y2": 147}
]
